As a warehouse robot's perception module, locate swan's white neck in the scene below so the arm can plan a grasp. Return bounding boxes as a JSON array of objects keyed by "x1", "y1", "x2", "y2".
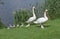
[
  {"x1": 44, "y1": 11, "x2": 48, "y2": 19},
  {"x1": 32, "y1": 8, "x2": 36, "y2": 17}
]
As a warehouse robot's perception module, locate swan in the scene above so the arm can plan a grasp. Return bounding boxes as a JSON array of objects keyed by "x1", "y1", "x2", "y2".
[
  {"x1": 25, "y1": 6, "x2": 36, "y2": 27},
  {"x1": 34, "y1": 9, "x2": 48, "y2": 29}
]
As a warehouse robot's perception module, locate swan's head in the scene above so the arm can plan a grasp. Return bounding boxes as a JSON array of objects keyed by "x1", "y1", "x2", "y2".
[
  {"x1": 45, "y1": 9, "x2": 48, "y2": 14},
  {"x1": 33, "y1": 6, "x2": 36, "y2": 9},
  {"x1": 45, "y1": 9, "x2": 48, "y2": 12}
]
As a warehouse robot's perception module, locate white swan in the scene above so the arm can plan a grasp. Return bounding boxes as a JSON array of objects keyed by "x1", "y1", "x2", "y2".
[
  {"x1": 34, "y1": 9, "x2": 48, "y2": 29},
  {"x1": 26, "y1": 6, "x2": 36, "y2": 27}
]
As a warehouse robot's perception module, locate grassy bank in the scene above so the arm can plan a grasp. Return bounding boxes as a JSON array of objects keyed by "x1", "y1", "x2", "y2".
[{"x1": 0, "y1": 19, "x2": 60, "y2": 39}]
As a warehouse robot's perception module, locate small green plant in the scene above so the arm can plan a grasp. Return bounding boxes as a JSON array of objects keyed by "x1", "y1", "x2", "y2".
[{"x1": 0, "y1": 18, "x2": 5, "y2": 29}]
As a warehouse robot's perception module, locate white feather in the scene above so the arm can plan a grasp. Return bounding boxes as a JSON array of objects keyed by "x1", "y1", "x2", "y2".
[
  {"x1": 26, "y1": 17, "x2": 36, "y2": 23},
  {"x1": 34, "y1": 9, "x2": 48, "y2": 29},
  {"x1": 26, "y1": 6, "x2": 36, "y2": 27}
]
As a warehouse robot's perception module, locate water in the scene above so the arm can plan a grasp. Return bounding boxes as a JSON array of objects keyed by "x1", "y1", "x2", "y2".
[{"x1": 0, "y1": 0, "x2": 45, "y2": 26}]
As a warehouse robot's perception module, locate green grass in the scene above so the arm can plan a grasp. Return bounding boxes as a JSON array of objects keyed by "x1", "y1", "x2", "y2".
[{"x1": 0, "y1": 19, "x2": 60, "y2": 39}]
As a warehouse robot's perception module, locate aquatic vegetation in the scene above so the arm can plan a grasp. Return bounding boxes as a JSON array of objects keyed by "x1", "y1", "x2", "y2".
[
  {"x1": 45, "y1": 0, "x2": 60, "y2": 19},
  {"x1": 0, "y1": 18, "x2": 5, "y2": 29},
  {"x1": 13, "y1": 9, "x2": 31, "y2": 25}
]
